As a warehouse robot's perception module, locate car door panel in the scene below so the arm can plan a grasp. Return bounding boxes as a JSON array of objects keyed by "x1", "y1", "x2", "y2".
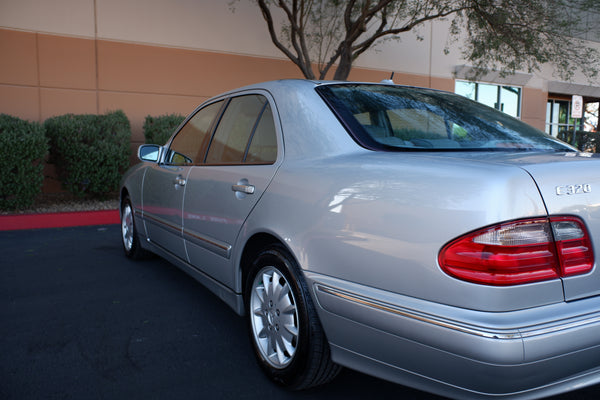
[
  {"x1": 141, "y1": 99, "x2": 225, "y2": 261},
  {"x1": 181, "y1": 93, "x2": 280, "y2": 287},
  {"x1": 183, "y1": 165, "x2": 278, "y2": 286},
  {"x1": 141, "y1": 164, "x2": 188, "y2": 260}
]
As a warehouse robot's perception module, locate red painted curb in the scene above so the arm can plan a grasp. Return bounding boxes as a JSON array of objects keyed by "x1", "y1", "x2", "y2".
[{"x1": 0, "y1": 209, "x2": 120, "y2": 231}]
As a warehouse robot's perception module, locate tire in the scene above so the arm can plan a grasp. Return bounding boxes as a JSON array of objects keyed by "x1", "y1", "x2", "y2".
[
  {"x1": 245, "y1": 244, "x2": 341, "y2": 390},
  {"x1": 120, "y1": 196, "x2": 147, "y2": 260}
]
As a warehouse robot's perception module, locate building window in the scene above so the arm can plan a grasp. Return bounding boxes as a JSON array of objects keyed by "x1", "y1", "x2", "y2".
[
  {"x1": 546, "y1": 99, "x2": 576, "y2": 138},
  {"x1": 455, "y1": 81, "x2": 522, "y2": 118},
  {"x1": 546, "y1": 99, "x2": 599, "y2": 138}
]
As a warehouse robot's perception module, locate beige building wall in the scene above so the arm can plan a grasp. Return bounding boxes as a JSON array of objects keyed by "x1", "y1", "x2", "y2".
[
  {"x1": 0, "y1": 0, "x2": 456, "y2": 143},
  {"x1": 2, "y1": 0, "x2": 597, "y2": 158},
  {"x1": 0, "y1": 27, "x2": 403, "y2": 143}
]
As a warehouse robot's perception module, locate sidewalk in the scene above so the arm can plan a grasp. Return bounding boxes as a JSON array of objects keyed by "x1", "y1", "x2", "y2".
[{"x1": 0, "y1": 209, "x2": 120, "y2": 231}]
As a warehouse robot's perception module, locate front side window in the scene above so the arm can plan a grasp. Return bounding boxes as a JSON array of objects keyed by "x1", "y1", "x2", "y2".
[
  {"x1": 167, "y1": 101, "x2": 224, "y2": 165},
  {"x1": 317, "y1": 84, "x2": 572, "y2": 152}
]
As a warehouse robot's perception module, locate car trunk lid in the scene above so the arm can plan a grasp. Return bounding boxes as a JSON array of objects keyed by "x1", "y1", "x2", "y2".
[{"x1": 516, "y1": 152, "x2": 600, "y2": 301}]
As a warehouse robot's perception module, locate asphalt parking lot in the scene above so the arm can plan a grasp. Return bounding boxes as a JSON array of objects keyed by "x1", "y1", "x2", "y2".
[{"x1": 1, "y1": 225, "x2": 599, "y2": 399}]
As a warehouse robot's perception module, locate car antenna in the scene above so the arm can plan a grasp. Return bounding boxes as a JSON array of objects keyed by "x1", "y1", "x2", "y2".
[{"x1": 381, "y1": 72, "x2": 395, "y2": 84}]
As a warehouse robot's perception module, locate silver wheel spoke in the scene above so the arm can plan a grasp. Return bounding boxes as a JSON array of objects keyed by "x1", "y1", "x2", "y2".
[
  {"x1": 282, "y1": 317, "x2": 298, "y2": 336},
  {"x1": 275, "y1": 340, "x2": 287, "y2": 364},
  {"x1": 278, "y1": 327, "x2": 297, "y2": 354},
  {"x1": 278, "y1": 292, "x2": 295, "y2": 314},
  {"x1": 254, "y1": 284, "x2": 265, "y2": 305},
  {"x1": 271, "y1": 271, "x2": 282, "y2": 298}
]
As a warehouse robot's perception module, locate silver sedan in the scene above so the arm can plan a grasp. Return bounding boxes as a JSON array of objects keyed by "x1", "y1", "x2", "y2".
[{"x1": 120, "y1": 80, "x2": 600, "y2": 399}]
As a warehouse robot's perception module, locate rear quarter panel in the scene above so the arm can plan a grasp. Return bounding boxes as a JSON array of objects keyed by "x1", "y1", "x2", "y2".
[
  {"x1": 520, "y1": 154, "x2": 600, "y2": 301},
  {"x1": 239, "y1": 151, "x2": 565, "y2": 312}
]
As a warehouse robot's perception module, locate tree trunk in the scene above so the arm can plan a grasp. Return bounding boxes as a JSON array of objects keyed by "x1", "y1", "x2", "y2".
[{"x1": 331, "y1": 46, "x2": 353, "y2": 81}]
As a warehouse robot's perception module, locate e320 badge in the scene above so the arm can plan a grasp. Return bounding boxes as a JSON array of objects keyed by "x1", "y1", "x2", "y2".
[{"x1": 556, "y1": 184, "x2": 592, "y2": 196}]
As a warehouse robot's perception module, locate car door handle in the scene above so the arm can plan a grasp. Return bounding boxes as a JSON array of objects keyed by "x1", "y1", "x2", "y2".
[
  {"x1": 232, "y1": 184, "x2": 255, "y2": 194},
  {"x1": 174, "y1": 176, "x2": 186, "y2": 187}
]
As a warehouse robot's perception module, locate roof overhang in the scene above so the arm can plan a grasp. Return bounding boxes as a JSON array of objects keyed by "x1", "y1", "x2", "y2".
[
  {"x1": 454, "y1": 65, "x2": 532, "y2": 86},
  {"x1": 548, "y1": 81, "x2": 600, "y2": 98}
]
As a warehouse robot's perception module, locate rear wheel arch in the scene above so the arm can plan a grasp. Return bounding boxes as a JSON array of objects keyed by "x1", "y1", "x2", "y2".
[{"x1": 240, "y1": 233, "x2": 283, "y2": 296}]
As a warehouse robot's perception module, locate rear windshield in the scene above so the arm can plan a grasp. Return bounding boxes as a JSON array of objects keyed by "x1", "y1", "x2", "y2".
[{"x1": 317, "y1": 84, "x2": 574, "y2": 152}]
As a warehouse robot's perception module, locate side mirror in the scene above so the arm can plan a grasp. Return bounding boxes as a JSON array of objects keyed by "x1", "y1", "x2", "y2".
[{"x1": 138, "y1": 144, "x2": 162, "y2": 162}]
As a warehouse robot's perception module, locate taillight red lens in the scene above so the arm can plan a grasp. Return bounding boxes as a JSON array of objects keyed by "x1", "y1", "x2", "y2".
[
  {"x1": 551, "y1": 217, "x2": 595, "y2": 276},
  {"x1": 438, "y1": 217, "x2": 594, "y2": 286}
]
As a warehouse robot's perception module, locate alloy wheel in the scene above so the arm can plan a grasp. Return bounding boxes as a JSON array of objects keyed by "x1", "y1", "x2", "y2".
[{"x1": 249, "y1": 266, "x2": 300, "y2": 369}]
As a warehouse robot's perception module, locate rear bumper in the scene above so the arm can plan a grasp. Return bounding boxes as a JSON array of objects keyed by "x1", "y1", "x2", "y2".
[{"x1": 306, "y1": 272, "x2": 600, "y2": 399}]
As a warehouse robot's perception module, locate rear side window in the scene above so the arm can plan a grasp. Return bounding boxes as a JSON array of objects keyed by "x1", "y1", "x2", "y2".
[
  {"x1": 245, "y1": 103, "x2": 277, "y2": 163},
  {"x1": 206, "y1": 94, "x2": 277, "y2": 164}
]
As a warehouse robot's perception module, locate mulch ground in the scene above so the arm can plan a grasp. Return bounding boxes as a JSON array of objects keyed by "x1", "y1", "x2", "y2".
[{"x1": 0, "y1": 193, "x2": 119, "y2": 215}]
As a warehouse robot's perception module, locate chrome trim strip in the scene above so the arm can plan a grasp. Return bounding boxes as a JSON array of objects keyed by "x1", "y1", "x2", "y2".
[
  {"x1": 316, "y1": 285, "x2": 518, "y2": 339},
  {"x1": 183, "y1": 229, "x2": 232, "y2": 259},
  {"x1": 141, "y1": 212, "x2": 231, "y2": 259},
  {"x1": 143, "y1": 213, "x2": 181, "y2": 234},
  {"x1": 315, "y1": 284, "x2": 600, "y2": 340},
  {"x1": 519, "y1": 313, "x2": 600, "y2": 338}
]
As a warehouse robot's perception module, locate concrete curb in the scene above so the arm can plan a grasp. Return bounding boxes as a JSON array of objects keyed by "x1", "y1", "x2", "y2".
[{"x1": 0, "y1": 209, "x2": 120, "y2": 231}]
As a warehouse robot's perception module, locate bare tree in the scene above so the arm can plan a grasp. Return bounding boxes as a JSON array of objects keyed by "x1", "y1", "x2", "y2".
[{"x1": 232, "y1": 0, "x2": 599, "y2": 81}]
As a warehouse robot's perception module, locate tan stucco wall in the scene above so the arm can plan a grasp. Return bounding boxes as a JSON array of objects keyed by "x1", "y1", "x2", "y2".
[
  {"x1": 0, "y1": 0, "x2": 557, "y2": 141},
  {"x1": 1, "y1": 27, "x2": 458, "y2": 144},
  {"x1": 0, "y1": 28, "x2": 293, "y2": 144}
]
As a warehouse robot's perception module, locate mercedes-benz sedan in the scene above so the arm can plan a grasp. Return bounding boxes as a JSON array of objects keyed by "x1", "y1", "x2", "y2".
[{"x1": 120, "y1": 80, "x2": 600, "y2": 399}]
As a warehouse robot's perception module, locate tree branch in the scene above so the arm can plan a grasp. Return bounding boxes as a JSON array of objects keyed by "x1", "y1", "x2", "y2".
[{"x1": 246, "y1": 0, "x2": 599, "y2": 82}]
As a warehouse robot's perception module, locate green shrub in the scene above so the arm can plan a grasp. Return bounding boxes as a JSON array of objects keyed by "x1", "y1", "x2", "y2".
[
  {"x1": 0, "y1": 114, "x2": 49, "y2": 210},
  {"x1": 44, "y1": 110, "x2": 131, "y2": 198},
  {"x1": 143, "y1": 114, "x2": 185, "y2": 145}
]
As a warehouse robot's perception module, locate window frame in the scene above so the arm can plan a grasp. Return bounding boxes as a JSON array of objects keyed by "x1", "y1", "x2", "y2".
[
  {"x1": 316, "y1": 83, "x2": 572, "y2": 153},
  {"x1": 163, "y1": 92, "x2": 279, "y2": 167},
  {"x1": 164, "y1": 99, "x2": 226, "y2": 166}
]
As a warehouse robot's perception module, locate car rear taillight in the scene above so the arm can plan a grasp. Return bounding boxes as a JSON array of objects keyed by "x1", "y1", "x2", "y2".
[{"x1": 438, "y1": 217, "x2": 594, "y2": 286}]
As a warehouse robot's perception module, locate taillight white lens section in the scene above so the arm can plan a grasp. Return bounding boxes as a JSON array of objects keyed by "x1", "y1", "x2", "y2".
[
  {"x1": 472, "y1": 221, "x2": 552, "y2": 246},
  {"x1": 439, "y1": 217, "x2": 594, "y2": 286}
]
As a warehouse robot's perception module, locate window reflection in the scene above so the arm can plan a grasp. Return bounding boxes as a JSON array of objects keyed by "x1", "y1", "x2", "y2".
[
  {"x1": 501, "y1": 87, "x2": 520, "y2": 117},
  {"x1": 546, "y1": 99, "x2": 599, "y2": 140},
  {"x1": 319, "y1": 84, "x2": 569, "y2": 151},
  {"x1": 205, "y1": 94, "x2": 278, "y2": 165},
  {"x1": 546, "y1": 99, "x2": 576, "y2": 138},
  {"x1": 206, "y1": 95, "x2": 266, "y2": 164},
  {"x1": 167, "y1": 101, "x2": 223, "y2": 165},
  {"x1": 477, "y1": 84, "x2": 498, "y2": 110},
  {"x1": 454, "y1": 81, "x2": 475, "y2": 100}
]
